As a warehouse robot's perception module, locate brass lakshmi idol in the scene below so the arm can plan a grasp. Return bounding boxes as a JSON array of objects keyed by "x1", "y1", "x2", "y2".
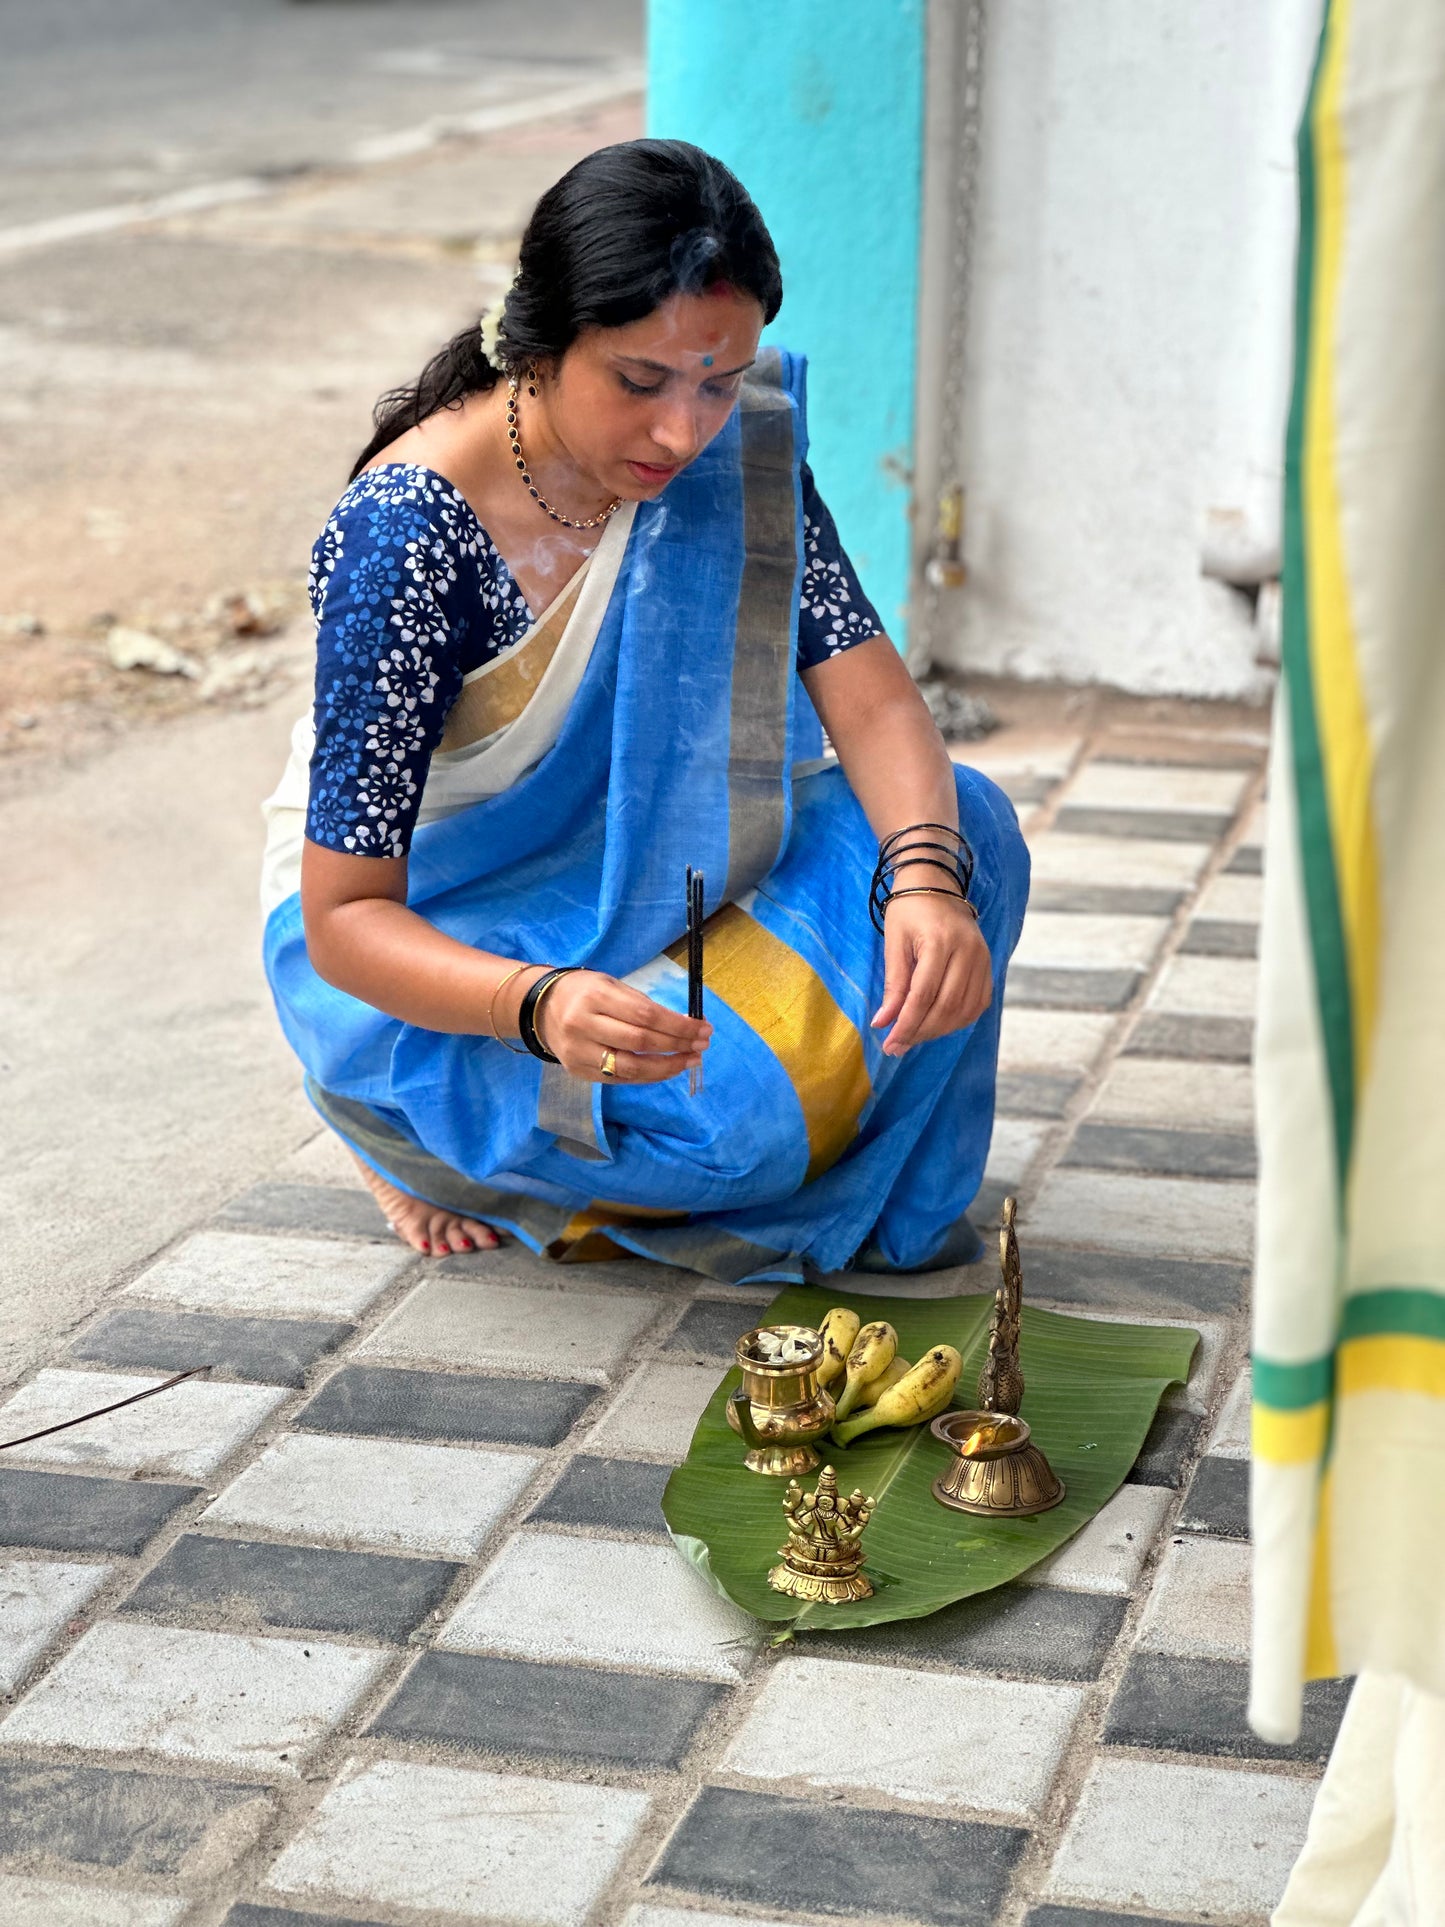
[
  {"x1": 768, "y1": 1464, "x2": 875, "y2": 1603},
  {"x1": 727, "y1": 1324, "x2": 835, "y2": 1475}
]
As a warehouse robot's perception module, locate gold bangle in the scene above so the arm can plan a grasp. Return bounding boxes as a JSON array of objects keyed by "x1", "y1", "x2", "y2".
[{"x1": 488, "y1": 962, "x2": 532, "y2": 1052}]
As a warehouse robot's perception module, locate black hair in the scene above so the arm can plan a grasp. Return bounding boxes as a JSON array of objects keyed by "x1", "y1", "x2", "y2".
[{"x1": 349, "y1": 138, "x2": 783, "y2": 480}]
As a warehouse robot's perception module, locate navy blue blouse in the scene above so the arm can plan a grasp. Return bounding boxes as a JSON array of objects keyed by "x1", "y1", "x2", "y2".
[{"x1": 306, "y1": 461, "x2": 884, "y2": 858}]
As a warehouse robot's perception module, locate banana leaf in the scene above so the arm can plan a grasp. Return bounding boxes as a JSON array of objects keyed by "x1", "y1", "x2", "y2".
[{"x1": 662, "y1": 1285, "x2": 1197, "y2": 1632}]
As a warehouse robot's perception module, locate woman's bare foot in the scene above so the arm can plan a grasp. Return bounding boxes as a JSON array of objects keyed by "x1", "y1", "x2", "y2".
[{"x1": 350, "y1": 1152, "x2": 500, "y2": 1257}]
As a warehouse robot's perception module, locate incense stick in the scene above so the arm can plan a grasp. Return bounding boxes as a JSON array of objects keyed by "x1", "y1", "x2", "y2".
[{"x1": 687, "y1": 866, "x2": 705, "y2": 1096}]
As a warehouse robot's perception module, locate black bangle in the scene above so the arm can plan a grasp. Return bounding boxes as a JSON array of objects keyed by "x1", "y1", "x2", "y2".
[
  {"x1": 869, "y1": 822, "x2": 975, "y2": 934},
  {"x1": 518, "y1": 966, "x2": 579, "y2": 1062}
]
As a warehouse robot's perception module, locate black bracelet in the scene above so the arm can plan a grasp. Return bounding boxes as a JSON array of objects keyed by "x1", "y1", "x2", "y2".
[
  {"x1": 870, "y1": 822, "x2": 974, "y2": 934},
  {"x1": 518, "y1": 966, "x2": 579, "y2": 1062}
]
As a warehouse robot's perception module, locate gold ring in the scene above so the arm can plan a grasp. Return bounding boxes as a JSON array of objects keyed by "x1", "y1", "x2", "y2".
[{"x1": 599, "y1": 1048, "x2": 618, "y2": 1078}]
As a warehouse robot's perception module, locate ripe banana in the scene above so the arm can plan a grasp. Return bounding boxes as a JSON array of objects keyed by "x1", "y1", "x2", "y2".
[
  {"x1": 832, "y1": 1344, "x2": 962, "y2": 1445},
  {"x1": 816, "y1": 1307, "x2": 861, "y2": 1391},
  {"x1": 831, "y1": 1320, "x2": 899, "y2": 1422},
  {"x1": 854, "y1": 1355, "x2": 911, "y2": 1410}
]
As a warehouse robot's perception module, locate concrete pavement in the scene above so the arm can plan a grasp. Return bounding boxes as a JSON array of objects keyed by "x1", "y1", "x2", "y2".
[{"x1": 0, "y1": 706, "x2": 1336, "y2": 1927}]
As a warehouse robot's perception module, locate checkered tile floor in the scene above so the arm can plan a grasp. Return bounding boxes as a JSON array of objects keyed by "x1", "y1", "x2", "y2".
[{"x1": 0, "y1": 720, "x2": 1333, "y2": 1927}]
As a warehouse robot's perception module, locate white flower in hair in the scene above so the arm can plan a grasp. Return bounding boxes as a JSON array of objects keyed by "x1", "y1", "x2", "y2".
[{"x1": 478, "y1": 297, "x2": 507, "y2": 364}]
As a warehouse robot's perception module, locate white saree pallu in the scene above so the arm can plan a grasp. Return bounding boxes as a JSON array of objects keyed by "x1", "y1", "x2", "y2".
[{"x1": 1252, "y1": 0, "x2": 1445, "y2": 1914}]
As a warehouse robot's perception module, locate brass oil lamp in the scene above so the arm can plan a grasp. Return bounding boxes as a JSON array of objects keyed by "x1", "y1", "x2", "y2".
[{"x1": 930, "y1": 1196, "x2": 1065, "y2": 1518}]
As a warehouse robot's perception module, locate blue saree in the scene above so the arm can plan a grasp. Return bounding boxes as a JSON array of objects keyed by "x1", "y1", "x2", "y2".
[{"x1": 263, "y1": 349, "x2": 1030, "y2": 1286}]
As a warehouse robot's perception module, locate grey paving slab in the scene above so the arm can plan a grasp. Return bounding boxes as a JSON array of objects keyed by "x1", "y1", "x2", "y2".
[
  {"x1": 202, "y1": 1433, "x2": 540, "y2": 1560},
  {"x1": 126, "y1": 1232, "x2": 412, "y2": 1320},
  {"x1": 1, "y1": 1621, "x2": 388, "y2": 1777},
  {"x1": 1149, "y1": 954, "x2": 1259, "y2": 1019},
  {"x1": 1019, "y1": 1487, "x2": 1173, "y2": 1596},
  {"x1": 1125, "y1": 1012, "x2": 1254, "y2": 1062},
  {"x1": 826, "y1": 1584, "x2": 1128, "y2": 1682},
  {"x1": 369, "y1": 1651, "x2": 727, "y2": 1769},
  {"x1": 0, "y1": 1878, "x2": 186, "y2": 1927},
  {"x1": 1138, "y1": 1536, "x2": 1251, "y2": 1660},
  {"x1": 0, "y1": 1370, "x2": 287, "y2": 1481},
  {"x1": 1020, "y1": 1245, "x2": 1248, "y2": 1317},
  {"x1": 1026, "y1": 1171, "x2": 1256, "y2": 1264},
  {"x1": 277, "y1": 1130, "x2": 374, "y2": 1189},
  {"x1": 120, "y1": 1535, "x2": 461, "y2": 1641},
  {"x1": 225, "y1": 1906, "x2": 387, "y2": 1927},
  {"x1": 1055, "y1": 805, "x2": 1233, "y2": 843},
  {"x1": 1179, "y1": 1456, "x2": 1251, "y2": 1539},
  {"x1": 295, "y1": 1365, "x2": 598, "y2": 1448},
  {"x1": 585, "y1": 1361, "x2": 719, "y2": 1460},
  {"x1": 1126, "y1": 1406, "x2": 1202, "y2": 1489},
  {"x1": 997, "y1": 1070, "x2": 1081, "y2": 1118},
  {"x1": 962, "y1": 729, "x2": 1083, "y2": 784},
  {"x1": 1045, "y1": 1756, "x2": 1317, "y2": 1918},
  {"x1": 623, "y1": 1908, "x2": 788, "y2": 1927},
  {"x1": 1196, "y1": 870, "x2": 1263, "y2": 922},
  {"x1": 1063, "y1": 1123, "x2": 1257, "y2": 1180},
  {"x1": 999, "y1": 1009, "x2": 1118, "y2": 1076},
  {"x1": 1006, "y1": 966, "x2": 1139, "y2": 1011},
  {"x1": 70, "y1": 1308, "x2": 355, "y2": 1389},
  {"x1": 721, "y1": 1656, "x2": 1085, "y2": 1818},
  {"x1": 0, "y1": 1468, "x2": 201, "y2": 1556},
  {"x1": 1014, "y1": 912, "x2": 1170, "y2": 973},
  {"x1": 649, "y1": 1784, "x2": 1026, "y2": 1927},
  {"x1": 1227, "y1": 844, "x2": 1264, "y2": 875},
  {"x1": 1028, "y1": 832, "x2": 1212, "y2": 893},
  {"x1": 1209, "y1": 1364, "x2": 1252, "y2": 1458},
  {"x1": 1180, "y1": 918, "x2": 1259, "y2": 957},
  {"x1": 263, "y1": 1757, "x2": 650, "y2": 1926},
  {"x1": 0, "y1": 1556, "x2": 112, "y2": 1692},
  {"x1": 1027, "y1": 1910, "x2": 1199, "y2": 1927},
  {"x1": 357, "y1": 1275, "x2": 663, "y2": 1383},
  {"x1": 1090, "y1": 1057, "x2": 1254, "y2": 1134},
  {"x1": 1066, "y1": 762, "x2": 1251, "y2": 814},
  {"x1": 433, "y1": 1244, "x2": 695, "y2": 1294},
  {"x1": 216, "y1": 1183, "x2": 389, "y2": 1240},
  {"x1": 438, "y1": 1532, "x2": 758, "y2": 1681},
  {"x1": 0, "y1": 1757, "x2": 267, "y2": 1873},
  {"x1": 974, "y1": 768, "x2": 1044, "y2": 805},
  {"x1": 986, "y1": 1118, "x2": 1050, "y2": 1188},
  {"x1": 526, "y1": 1456, "x2": 671, "y2": 1537},
  {"x1": 1029, "y1": 882, "x2": 1186, "y2": 917},
  {"x1": 664, "y1": 1300, "x2": 757, "y2": 1361},
  {"x1": 1105, "y1": 1653, "x2": 1350, "y2": 1763}
]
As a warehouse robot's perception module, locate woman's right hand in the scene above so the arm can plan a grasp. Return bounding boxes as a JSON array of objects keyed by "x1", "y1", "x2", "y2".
[{"x1": 525, "y1": 968, "x2": 711, "y2": 1084}]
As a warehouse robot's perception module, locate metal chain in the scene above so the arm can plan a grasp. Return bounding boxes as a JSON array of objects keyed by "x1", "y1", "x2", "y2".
[{"x1": 915, "y1": 0, "x2": 987, "y2": 672}]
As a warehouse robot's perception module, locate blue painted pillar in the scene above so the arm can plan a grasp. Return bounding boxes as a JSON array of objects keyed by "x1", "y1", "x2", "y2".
[{"x1": 648, "y1": 0, "x2": 926, "y2": 646}]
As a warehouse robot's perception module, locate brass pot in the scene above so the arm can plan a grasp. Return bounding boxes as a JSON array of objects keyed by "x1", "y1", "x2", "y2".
[
  {"x1": 930, "y1": 1408, "x2": 1065, "y2": 1517},
  {"x1": 726, "y1": 1324, "x2": 835, "y2": 1476}
]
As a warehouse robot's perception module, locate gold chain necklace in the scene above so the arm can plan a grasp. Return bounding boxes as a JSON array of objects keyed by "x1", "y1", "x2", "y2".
[{"x1": 506, "y1": 369, "x2": 621, "y2": 531}]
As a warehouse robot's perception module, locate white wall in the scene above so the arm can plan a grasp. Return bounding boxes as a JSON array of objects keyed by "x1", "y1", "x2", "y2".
[{"x1": 923, "y1": 1, "x2": 1320, "y2": 699}]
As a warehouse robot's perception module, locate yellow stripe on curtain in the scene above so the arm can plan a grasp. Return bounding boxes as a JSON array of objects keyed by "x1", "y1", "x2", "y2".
[{"x1": 1302, "y1": 0, "x2": 1383, "y2": 1094}]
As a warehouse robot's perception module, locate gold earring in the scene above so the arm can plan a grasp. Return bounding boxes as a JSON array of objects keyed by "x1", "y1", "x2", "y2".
[{"x1": 526, "y1": 364, "x2": 539, "y2": 398}]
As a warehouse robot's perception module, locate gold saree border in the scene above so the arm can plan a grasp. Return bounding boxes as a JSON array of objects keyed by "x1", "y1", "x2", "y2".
[
  {"x1": 437, "y1": 573, "x2": 585, "y2": 752},
  {"x1": 667, "y1": 900, "x2": 871, "y2": 1184}
]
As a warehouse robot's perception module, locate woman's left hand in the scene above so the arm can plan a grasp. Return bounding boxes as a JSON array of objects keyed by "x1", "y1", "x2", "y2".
[{"x1": 870, "y1": 893, "x2": 992, "y2": 1056}]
